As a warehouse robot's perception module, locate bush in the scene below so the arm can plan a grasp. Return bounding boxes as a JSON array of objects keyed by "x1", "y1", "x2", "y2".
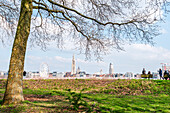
[{"x1": 65, "y1": 89, "x2": 92, "y2": 112}]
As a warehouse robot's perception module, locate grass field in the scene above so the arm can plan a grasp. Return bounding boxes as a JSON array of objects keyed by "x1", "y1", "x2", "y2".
[{"x1": 0, "y1": 79, "x2": 169, "y2": 112}]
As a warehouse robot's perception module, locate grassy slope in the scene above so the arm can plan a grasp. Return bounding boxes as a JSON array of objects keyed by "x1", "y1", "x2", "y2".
[{"x1": 0, "y1": 79, "x2": 169, "y2": 112}]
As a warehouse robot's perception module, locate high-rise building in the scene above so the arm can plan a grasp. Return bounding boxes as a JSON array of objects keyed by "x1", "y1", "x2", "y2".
[
  {"x1": 109, "y1": 63, "x2": 114, "y2": 74},
  {"x1": 71, "y1": 54, "x2": 76, "y2": 75},
  {"x1": 100, "y1": 69, "x2": 103, "y2": 74}
]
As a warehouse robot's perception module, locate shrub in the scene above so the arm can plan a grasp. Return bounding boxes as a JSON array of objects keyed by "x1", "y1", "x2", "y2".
[{"x1": 65, "y1": 89, "x2": 92, "y2": 112}]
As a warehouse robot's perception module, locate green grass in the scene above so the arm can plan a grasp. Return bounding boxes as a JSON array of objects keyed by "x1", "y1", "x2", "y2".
[
  {"x1": 0, "y1": 79, "x2": 169, "y2": 112},
  {"x1": 83, "y1": 93, "x2": 170, "y2": 112}
]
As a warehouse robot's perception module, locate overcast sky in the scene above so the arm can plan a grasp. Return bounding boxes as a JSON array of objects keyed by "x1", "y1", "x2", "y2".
[{"x1": 1, "y1": 5, "x2": 170, "y2": 74}]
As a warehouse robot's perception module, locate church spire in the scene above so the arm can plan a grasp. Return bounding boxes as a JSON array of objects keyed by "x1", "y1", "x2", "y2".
[{"x1": 76, "y1": 66, "x2": 80, "y2": 74}]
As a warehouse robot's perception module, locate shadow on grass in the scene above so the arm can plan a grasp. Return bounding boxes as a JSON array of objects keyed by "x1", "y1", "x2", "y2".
[
  {"x1": 0, "y1": 99, "x2": 2, "y2": 105},
  {"x1": 83, "y1": 93, "x2": 170, "y2": 112},
  {"x1": 0, "y1": 103, "x2": 26, "y2": 113},
  {"x1": 0, "y1": 99, "x2": 71, "y2": 113},
  {"x1": 23, "y1": 99, "x2": 90, "y2": 112}
]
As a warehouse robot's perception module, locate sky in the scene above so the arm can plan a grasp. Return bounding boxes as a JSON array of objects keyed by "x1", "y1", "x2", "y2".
[{"x1": 1, "y1": 4, "x2": 170, "y2": 74}]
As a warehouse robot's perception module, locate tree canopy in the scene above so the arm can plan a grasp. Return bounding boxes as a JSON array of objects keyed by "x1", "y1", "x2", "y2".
[{"x1": 1, "y1": 0, "x2": 168, "y2": 59}]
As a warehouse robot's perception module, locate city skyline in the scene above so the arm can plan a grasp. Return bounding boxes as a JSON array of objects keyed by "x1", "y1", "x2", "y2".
[{"x1": 0, "y1": 49, "x2": 169, "y2": 75}]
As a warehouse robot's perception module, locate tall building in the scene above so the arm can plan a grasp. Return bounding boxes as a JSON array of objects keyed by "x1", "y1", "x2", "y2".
[
  {"x1": 100, "y1": 69, "x2": 103, "y2": 74},
  {"x1": 71, "y1": 54, "x2": 76, "y2": 75},
  {"x1": 76, "y1": 66, "x2": 80, "y2": 74},
  {"x1": 109, "y1": 63, "x2": 114, "y2": 74}
]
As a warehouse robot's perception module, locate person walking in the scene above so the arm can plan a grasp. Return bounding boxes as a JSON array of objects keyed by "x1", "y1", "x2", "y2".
[
  {"x1": 23, "y1": 71, "x2": 26, "y2": 76},
  {"x1": 142, "y1": 68, "x2": 146, "y2": 75},
  {"x1": 168, "y1": 70, "x2": 170, "y2": 80},
  {"x1": 158, "y1": 68, "x2": 163, "y2": 80}
]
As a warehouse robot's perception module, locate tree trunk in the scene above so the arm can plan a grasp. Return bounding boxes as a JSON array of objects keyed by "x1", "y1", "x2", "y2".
[{"x1": 3, "y1": 0, "x2": 32, "y2": 105}]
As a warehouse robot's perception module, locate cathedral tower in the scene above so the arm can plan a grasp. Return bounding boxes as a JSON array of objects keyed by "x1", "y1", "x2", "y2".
[
  {"x1": 109, "y1": 63, "x2": 114, "y2": 74},
  {"x1": 71, "y1": 55, "x2": 76, "y2": 75}
]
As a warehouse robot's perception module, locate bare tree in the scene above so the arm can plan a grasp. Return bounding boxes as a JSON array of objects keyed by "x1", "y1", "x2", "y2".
[
  {"x1": 0, "y1": 0, "x2": 168, "y2": 104},
  {"x1": 0, "y1": 0, "x2": 19, "y2": 44}
]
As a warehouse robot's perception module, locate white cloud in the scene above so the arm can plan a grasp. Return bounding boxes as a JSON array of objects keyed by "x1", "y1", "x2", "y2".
[
  {"x1": 104, "y1": 44, "x2": 170, "y2": 73},
  {"x1": 27, "y1": 56, "x2": 42, "y2": 61},
  {"x1": 127, "y1": 44, "x2": 170, "y2": 61},
  {"x1": 55, "y1": 56, "x2": 71, "y2": 62},
  {"x1": 160, "y1": 29, "x2": 167, "y2": 34}
]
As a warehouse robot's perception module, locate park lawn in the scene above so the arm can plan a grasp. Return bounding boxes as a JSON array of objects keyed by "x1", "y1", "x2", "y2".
[
  {"x1": 83, "y1": 93, "x2": 170, "y2": 112},
  {"x1": 0, "y1": 79, "x2": 169, "y2": 112}
]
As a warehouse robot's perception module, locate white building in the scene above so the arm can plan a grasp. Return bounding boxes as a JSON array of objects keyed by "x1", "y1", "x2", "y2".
[
  {"x1": 56, "y1": 72, "x2": 65, "y2": 78},
  {"x1": 125, "y1": 72, "x2": 134, "y2": 79},
  {"x1": 52, "y1": 72, "x2": 64, "y2": 78},
  {"x1": 0, "y1": 71, "x2": 7, "y2": 78},
  {"x1": 31, "y1": 72, "x2": 40, "y2": 78},
  {"x1": 76, "y1": 71, "x2": 86, "y2": 77},
  {"x1": 0, "y1": 71, "x2": 4, "y2": 76}
]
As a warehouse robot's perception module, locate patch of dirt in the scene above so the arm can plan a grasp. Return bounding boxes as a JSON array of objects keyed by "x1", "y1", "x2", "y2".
[{"x1": 24, "y1": 94, "x2": 65, "y2": 102}]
